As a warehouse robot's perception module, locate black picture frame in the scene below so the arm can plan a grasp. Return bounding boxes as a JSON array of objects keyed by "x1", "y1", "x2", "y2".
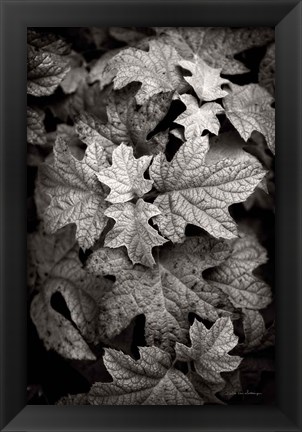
[{"x1": 0, "y1": 0, "x2": 301, "y2": 430}]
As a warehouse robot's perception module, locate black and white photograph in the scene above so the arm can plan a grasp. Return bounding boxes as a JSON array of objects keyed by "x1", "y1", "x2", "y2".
[{"x1": 27, "y1": 26, "x2": 275, "y2": 406}]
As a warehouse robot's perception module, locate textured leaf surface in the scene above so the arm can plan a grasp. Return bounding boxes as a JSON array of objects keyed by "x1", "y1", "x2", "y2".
[
  {"x1": 30, "y1": 248, "x2": 105, "y2": 360},
  {"x1": 104, "y1": 199, "x2": 167, "y2": 267},
  {"x1": 175, "y1": 95, "x2": 223, "y2": 139},
  {"x1": 242, "y1": 309, "x2": 266, "y2": 352},
  {"x1": 88, "y1": 347, "x2": 203, "y2": 405},
  {"x1": 205, "y1": 234, "x2": 272, "y2": 310},
  {"x1": 27, "y1": 44, "x2": 70, "y2": 96},
  {"x1": 87, "y1": 236, "x2": 230, "y2": 353},
  {"x1": 176, "y1": 317, "x2": 242, "y2": 384},
  {"x1": 150, "y1": 136, "x2": 266, "y2": 242},
  {"x1": 27, "y1": 106, "x2": 46, "y2": 145},
  {"x1": 223, "y1": 84, "x2": 275, "y2": 154},
  {"x1": 107, "y1": 40, "x2": 186, "y2": 104},
  {"x1": 156, "y1": 27, "x2": 274, "y2": 75},
  {"x1": 28, "y1": 225, "x2": 76, "y2": 291},
  {"x1": 39, "y1": 137, "x2": 109, "y2": 250},
  {"x1": 75, "y1": 112, "x2": 118, "y2": 159},
  {"x1": 179, "y1": 56, "x2": 229, "y2": 101},
  {"x1": 259, "y1": 43, "x2": 275, "y2": 96},
  {"x1": 27, "y1": 29, "x2": 70, "y2": 55},
  {"x1": 98, "y1": 144, "x2": 153, "y2": 203}
]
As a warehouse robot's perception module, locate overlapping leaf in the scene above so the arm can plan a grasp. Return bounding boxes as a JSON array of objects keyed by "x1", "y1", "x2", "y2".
[
  {"x1": 27, "y1": 41, "x2": 70, "y2": 96},
  {"x1": 86, "y1": 347, "x2": 203, "y2": 405},
  {"x1": 76, "y1": 86, "x2": 171, "y2": 156},
  {"x1": 223, "y1": 84, "x2": 275, "y2": 154},
  {"x1": 179, "y1": 56, "x2": 229, "y2": 101},
  {"x1": 150, "y1": 136, "x2": 266, "y2": 243},
  {"x1": 175, "y1": 95, "x2": 223, "y2": 140},
  {"x1": 30, "y1": 246, "x2": 108, "y2": 360},
  {"x1": 104, "y1": 199, "x2": 167, "y2": 267},
  {"x1": 259, "y1": 43, "x2": 275, "y2": 96},
  {"x1": 107, "y1": 39, "x2": 187, "y2": 104},
  {"x1": 204, "y1": 233, "x2": 272, "y2": 310},
  {"x1": 176, "y1": 317, "x2": 242, "y2": 384},
  {"x1": 27, "y1": 106, "x2": 46, "y2": 145},
  {"x1": 156, "y1": 27, "x2": 274, "y2": 75},
  {"x1": 39, "y1": 136, "x2": 109, "y2": 250},
  {"x1": 87, "y1": 235, "x2": 231, "y2": 353}
]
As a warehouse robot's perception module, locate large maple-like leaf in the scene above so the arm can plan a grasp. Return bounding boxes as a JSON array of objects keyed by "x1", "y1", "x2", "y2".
[
  {"x1": 98, "y1": 144, "x2": 153, "y2": 203},
  {"x1": 149, "y1": 136, "x2": 266, "y2": 243},
  {"x1": 104, "y1": 199, "x2": 167, "y2": 267},
  {"x1": 62, "y1": 347, "x2": 203, "y2": 405},
  {"x1": 175, "y1": 94, "x2": 223, "y2": 140},
  {"x1": 204, "y1": 233, "x2": 272, "y2": 310},
  {"x1": 30, "y1": 247, "x2": 108, "y2": 360},
  {"x1": 87, "y1": 236, "x2": 231, "y2": 353},
  {"x1": 223, "y1": 84, "x2": 275, "y2": 154},
  {"x1": 106, "y1": 39, "x2": 187, "y2": 104},
  {"x1": 176, "y1": 317, "x2": 242, "y2": 384},
  {"x1": 39, "y1": 136, "x2": 109, "y2": 250},
  {"x1": 156, "y1": 27, "x2": 274, "y2": 75},
  {"x1": 179, "y1": 56, "x2": 229, "y2": 101}
]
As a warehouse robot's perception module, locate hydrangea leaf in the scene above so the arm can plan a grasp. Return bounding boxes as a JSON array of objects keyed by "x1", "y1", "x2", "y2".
[
  {"x1": 104, "y1": 199, "x2": 167, "y2": 267},
  {"x1": 27, "y1": 106, "x2": 46, "y2": 145},
  {"x1": 98, "y1": 144, "x2": 153, "y2": 203},
  {"x1": 88, "y1": 48, "x2": 123, "y2": 91},
  {"x1": 28, "y1": 225, "x2": 76, "y2": 292},
  {"x1": 241, "y1": 309, "x2": 266, "y2": 352},
  {"x1": 175, "y1": 95, "x2": 223, "y2": 140},
  {"x1": 179, "y1": 56, "x2": 229, "y2": 101},
  {"x1": 30, "y1": 247, "x2": 107, "y2": 361},
  {"x1": 107, "y1": 40, "x2": 187, "y2": 104},
  {"x1": 88, "y1": 347, "x2": 203, "y2": 405},
  {"x1": 87, "y1": 236, "x2": 231, "y2": 353},
  {"x1": 75, "y1": 112, "x2": 118, "y2": 159},
  {"x1": 259, "y1": 43, "x2": 275, "y2": 97},
  {"x1": 223, "y1": 84, "x2": 275, "y2": 154},
  {"x1": 204, "y1": 233, "x2": 272, "y2": 310},
  {"x1": 176, "y1": 317, "x2": 242, "y2": 384},
  {"x1": 39, "y1": 136, "x2": 109, "y2": 250},
  {"x1": 76, "y1": 87, "x2": 171, "y2": 157},
  {"x1": 156, "y1": 27, "x2": 274, "y2": 75},
  {"x1": 150, "y1": 136, "x2": 266, "y2": 243},
  {"x1": 27, "y1": 44, "x2": 70, "y2": 97},
  {"x1": 27, "y1": 29, "x2": 70, "y2": 55}
]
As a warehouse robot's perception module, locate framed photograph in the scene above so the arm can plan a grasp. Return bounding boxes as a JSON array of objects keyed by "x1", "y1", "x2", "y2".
[{"x1": 1, "y1": 0, "x2": 301, "y2": 431}]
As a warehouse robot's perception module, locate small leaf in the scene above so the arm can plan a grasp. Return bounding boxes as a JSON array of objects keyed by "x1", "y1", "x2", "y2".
[
  {"x1": 176, "y1": 317, "x2": 242, "y2": 384},
  {"x1": 179, "y1": 55, "x2": 229, "y2": 101},
  {"x1": 39, "y1": 136, "x2": 109, "y2": 250},
  {"x1": 175, "y1": 94, "x2": 223, "y2": 139},
  {"x1": 104, "y1": 199, "x2": 167, "y2": 267},
  {"x1": 98, "y1": 144, "x2": 153, "y2": 203},
  {"x1": 88, "y1": 347, "x2": 203, "y2": 405},
  {"x1": 223, "y1": 83, "x2": 275, "y2": 154}
]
